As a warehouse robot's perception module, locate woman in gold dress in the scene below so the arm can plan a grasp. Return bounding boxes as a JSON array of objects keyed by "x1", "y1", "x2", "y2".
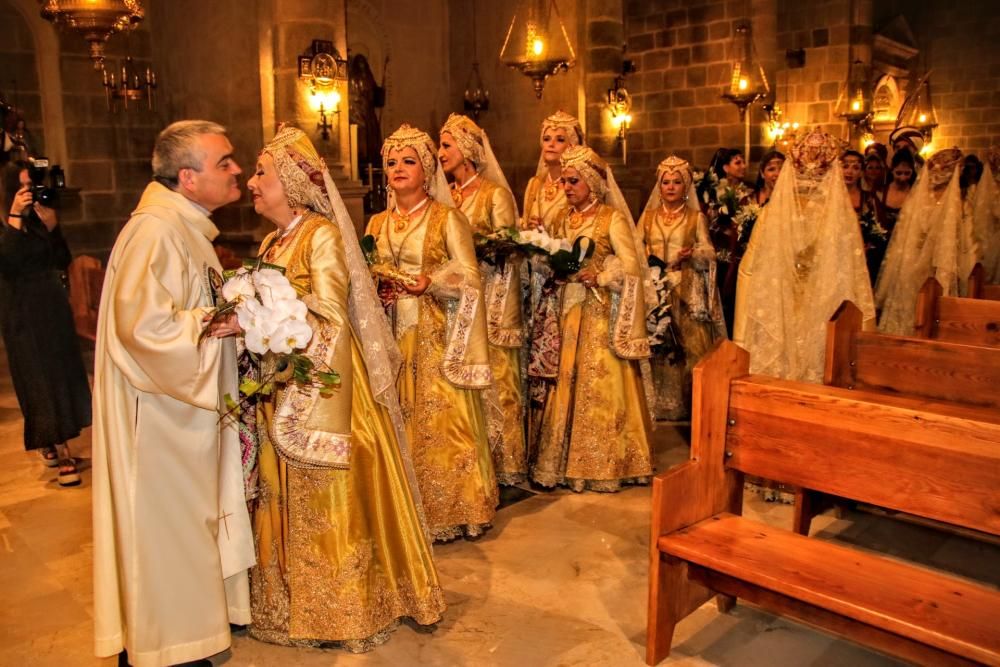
[
  {"x1": 365, "y1": 124, "x2": 498, "y2": 541},
  {"x1": 521, "y1": 112, "x2": 585, "y2": 454},
  {"x1": 531, "y1": 146, "x2": 653, "y2": 492},
  {"x1": 637, "y1": 156, "x2": 725, "y2": 420},
  {"x1": 245, "y1": 126, "x2": 444, "y2": 650},
  {"x1": 438, "y1": 113, "x2": 526, "y2": 485}
]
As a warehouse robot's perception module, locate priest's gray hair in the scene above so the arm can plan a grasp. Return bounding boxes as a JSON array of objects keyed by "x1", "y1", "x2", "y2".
[{"x1": 152, "y1": 120, "x2": 228, "y2": 187}]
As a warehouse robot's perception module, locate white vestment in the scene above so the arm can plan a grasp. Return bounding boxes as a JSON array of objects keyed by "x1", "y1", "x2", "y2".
[{"x1": 92, "y1": 182, "x2": 255, "y2": 666}]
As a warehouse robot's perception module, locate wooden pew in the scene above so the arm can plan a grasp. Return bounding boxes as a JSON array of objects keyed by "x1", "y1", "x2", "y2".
[
  {"x1": 968, "y1": 263, "x2": 1000, "y2": 301},
  {"x1": 914, "y1": 276, "x2": 1000, "y2": 346},
  {"x1": 793, "y1": 300, "x2": 1000, "y2": 536},
  {"x1": 67, "y1": 255, "x2": 104, "y2": 343},
  {"x1": 646, "y1": 341, "x2": 1000, "y2": 666}
]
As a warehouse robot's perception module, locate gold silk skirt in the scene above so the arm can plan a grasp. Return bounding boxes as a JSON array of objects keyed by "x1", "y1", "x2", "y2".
[
  {"x1": 250, "y1": 336, "x2": 445, "y2": 649},
  {"x1": 488, "y1": 344, "x2": 527, "y2": 485},
  {"x1": 651, "y1": 289, "x2": 719, "y2": 421},
  {"x1": 398, "y1": 325, "x2": 499, "y2": 542},
  {"x1": 532, "y1": 292, "x2": 653, "y2": 492}
]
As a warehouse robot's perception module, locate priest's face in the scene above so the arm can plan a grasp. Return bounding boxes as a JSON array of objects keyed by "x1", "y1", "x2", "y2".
[
  {"x1": 541, "y1": 128, "x2": 571, "y2": 166},
  {"x1": 659, "y1": 172, "x2": 686, "y2": 205},
  {"x1": 385, "y1": 147, "x2": 425, "y2": 196},
  {"x1": 560, "y1": 167, "x2": 591, "y2": 207},
  {"x1": 246, "y1": 153, "x2": 290, "y2": 221},
  {"x1": 180, "y1": 133, "x2": 242, "y2": 212},
  {"x1": 438, "y1": 132, "x2": 465, "y2": 177}
]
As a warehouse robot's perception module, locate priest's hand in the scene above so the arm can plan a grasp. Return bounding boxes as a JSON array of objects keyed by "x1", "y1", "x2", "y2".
[
  {"x1": 204, "y1": 312, "x2": 243, "y2": 338},
  {"x1": 574, "y1": 267, "x2": 598, "y2": 288}
]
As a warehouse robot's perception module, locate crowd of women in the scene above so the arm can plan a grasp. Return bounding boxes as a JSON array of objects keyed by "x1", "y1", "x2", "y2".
[{"x1": 226, "y1": 113, "x2": 999, "y2": 651}]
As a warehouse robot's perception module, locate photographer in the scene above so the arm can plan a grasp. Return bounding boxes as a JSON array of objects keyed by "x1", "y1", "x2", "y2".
[{"x1": 1, "y1": 161, "x2": 91, "y2": 486}]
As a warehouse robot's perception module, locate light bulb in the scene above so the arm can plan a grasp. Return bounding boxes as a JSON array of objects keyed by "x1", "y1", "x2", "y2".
[
  {"x1": 918, "y1": 113, "x2": 927, "y2": 124},
  {"x1": 532, "y1": 38, "x2": 545, "y2": 56},
  {"x1": 738, "y1": 78, "x2": 748, "y2": 91},
  {"x1": 851, "y1": 100, "x2": 861, "y2": 111}
]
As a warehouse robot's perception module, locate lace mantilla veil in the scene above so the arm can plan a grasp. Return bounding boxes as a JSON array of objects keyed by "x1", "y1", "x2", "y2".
[
  {"x1": 739, "y1": 129, "x2": 874, "y2": 382},
  {"x1": 875, "y1": 148, "x2": 970, "y2": 335},
  {"x1": 973, "y1": 149, "x2": 1000, "y2": 282},
  {"x1": 265, "y1": 125, "x2": 431, "y2": 539}
]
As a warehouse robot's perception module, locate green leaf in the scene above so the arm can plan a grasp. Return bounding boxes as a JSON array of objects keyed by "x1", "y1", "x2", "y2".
[
  {"x1": 317, "y1": 371, "x2": 341, "y2": 387},
  {"x1": 239, "y1": 378, "x2": 261, "y2": 396}
]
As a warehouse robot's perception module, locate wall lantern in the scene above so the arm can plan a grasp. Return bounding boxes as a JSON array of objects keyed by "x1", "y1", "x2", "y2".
[
  {"x1": 299, "y1": 40, "x2": 347, "y2": 141},
  {"x1": 607, "y1": 64, "x2": 634, "y2": 163}
]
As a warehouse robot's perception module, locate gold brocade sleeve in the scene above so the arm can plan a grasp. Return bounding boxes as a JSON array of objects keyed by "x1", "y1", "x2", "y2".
[
  {"x1": 269, "y1": 220, "x2": 353, "y2": 469},
  {"x1": 607, "y1": 210, "x2": 652, "y2": 360},
  {"x1": 440, "y1": 208, "x2": 493, "y2": 388},
  {"x1": 491, "y1": 184, "x2": 517, "y2": 233},
  {"x1": 110, "y1": 216, "x2": 221, "y2": 411},
  {"x1": 521, "y1": 176, "x2": 540, "y2": 229},
  {"x1": 691, "y1": 211, "x2": 715, "y2": 269}
]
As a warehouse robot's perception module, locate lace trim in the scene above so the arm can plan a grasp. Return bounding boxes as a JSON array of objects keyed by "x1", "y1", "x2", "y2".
[
  {"x1": 486, "y1": 263, "x2": 524, "y2": 347},
  {"x1": 441, "y1": 284, "x2": 492, "y2": 388},
  {"x1": 270, "y1": 318, "x2": 351, "y2": 469},
  {"x1": 610, "y1": 274, "x2": 651, "y2": 359}
]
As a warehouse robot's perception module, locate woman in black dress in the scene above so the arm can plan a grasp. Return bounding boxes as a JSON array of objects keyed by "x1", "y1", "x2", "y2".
[{"x1": 1, "y1": 162, "x2": 91, "y2": 486}]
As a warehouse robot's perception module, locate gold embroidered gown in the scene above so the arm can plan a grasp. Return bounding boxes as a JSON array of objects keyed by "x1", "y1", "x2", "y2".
[
  {"x1": 250, "y1": 213, "x2": 445, "y2": 648},
  {"x1": 531, "y1": 204, "x2": 654, "y2": 492},
  {"x1": 640, "y1": 207, "x2": 724, "y2": 420},
  {"x1": 366, "y1": 201, "x2": 499, "y2": 541},
  {"x1": 521, "y1": 174, "x2": 569, "y2": 456},
  {"x1": 458, "y1": 178, "x2": 526, "y2": 485}
]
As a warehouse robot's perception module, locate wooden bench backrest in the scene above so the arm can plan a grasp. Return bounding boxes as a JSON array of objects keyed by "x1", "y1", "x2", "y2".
[
  {"x1": 67, "y1": 255, "x2": 104, "y2": 342},
  {"x1": 724, "y1": 372, "x2": 1000, "y2": 537},
  {"x1": 967, "y1": 263, "x2": 1000, "y2": 300},
  {"x1": 826, "y1": 301, "x2": 1000, "y2": 408},
  {"x1": 915, "y1": 276, "x2": 1000, "y2": 345}
]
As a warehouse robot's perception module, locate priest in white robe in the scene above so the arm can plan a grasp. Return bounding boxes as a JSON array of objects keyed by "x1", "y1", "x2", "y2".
[{"x1": 92, "y1": 120, "x2": 255, "y2": 667}]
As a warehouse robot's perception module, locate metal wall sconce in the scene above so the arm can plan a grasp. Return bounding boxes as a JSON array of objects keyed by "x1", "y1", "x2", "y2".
[
  {"x1": 836, "y1": 60, "x2": 873, "y2": 141},
  {"x1": 608, "y1": 63, "x2": 634, "y2": 163},
  {"x1": 298, "y1": 40, "x2": 347, "y2": 141}
]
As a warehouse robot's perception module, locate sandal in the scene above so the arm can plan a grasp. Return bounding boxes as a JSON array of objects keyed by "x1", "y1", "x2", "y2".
[
  {"x1": 58, "y1": 458, "x2": 81, "y2": 487},
  {"x1": 40, "y1": 446, "x2": 59, "y2": 468}
]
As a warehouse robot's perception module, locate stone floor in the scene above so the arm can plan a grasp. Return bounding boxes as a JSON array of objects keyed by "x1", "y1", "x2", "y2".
[{"x1": 1, "y1": 350, "x2": 997, "y2": 667}]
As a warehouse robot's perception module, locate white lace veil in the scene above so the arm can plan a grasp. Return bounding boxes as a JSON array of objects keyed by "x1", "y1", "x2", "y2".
[
  {"x1": 440, "y1": 113, "x2": 519, "y2": 216},
  {"x1": 264, "y1": 125, "x2": 431, "y2": 541},
  {"x1": 639, "y1": 158, "x2": 702, "y2": 221},
  {"x1": 535, "y1": 111, "x2": 585, "y2": 178},
  {"x1": 876, "y1": 150, "x2": 966, "y2": 335},
  {"x1": 973, "y1": 155, "x2": 1000, "y2": 282},
  {"x1": 382, "y1": 123, "x2": 453, "y2": 210},
  {"x1": 740, "y1": 144, "x2": 875, "y2": 382}
]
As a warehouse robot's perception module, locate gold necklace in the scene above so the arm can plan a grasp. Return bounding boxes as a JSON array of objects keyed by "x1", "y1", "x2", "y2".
[
  {"x1": 568, "y1": 198, "x2": 599, "y2": 231},
  {"x1": 658, "y1": 202, "x2": 687, "y2": 224},
  {"x1": 392, "y1": 197, "x2": 430, "y2": 232},
  {"x1": 450, "y1": 173, "x2": 479, "y2": 207},
  {"x1": 543, "y1": 174, "x2": 560, "y2": 201}
]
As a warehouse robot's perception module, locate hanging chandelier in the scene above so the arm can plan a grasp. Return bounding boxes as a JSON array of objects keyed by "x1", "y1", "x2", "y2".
[
  {"x1": 499, "y1": 0, "x2": 576, "y2": 99},
  {"x1": 463, "y1": 2, "x2": 489, "y2": 119},
  {"x1": 40, "y1": 0, "x2": 145, "y2": 69},
  {"x1": 721, "y1": 23, "x2": 769, "y2": 120}
]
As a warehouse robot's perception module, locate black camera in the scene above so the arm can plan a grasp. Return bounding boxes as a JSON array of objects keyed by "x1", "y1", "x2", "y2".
[{"x1": 27, "y1": 157, "x2": 61, "y2": 209}]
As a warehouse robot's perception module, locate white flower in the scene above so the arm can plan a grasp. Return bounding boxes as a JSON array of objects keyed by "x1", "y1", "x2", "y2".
[
  {"x1": 268, "y1": 319, "x2": 313, "y2": 354},
  {"x1": 243, "y1": 314, "x2": 279, "y2": 355},
  {"x1": 253, "y1": 269, "x2": 298, "y2": 308},
  {"x1": 270, "y1": 297, "x2": 308, "y2": 322},
  {"x1": 221, "y1": 273, "x2": 256, "y2": 302}
]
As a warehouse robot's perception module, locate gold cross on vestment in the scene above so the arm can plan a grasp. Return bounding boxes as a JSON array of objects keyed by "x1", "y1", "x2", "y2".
[{"x1": 218, "y1": 511, "x2": 232, "y2": 540}]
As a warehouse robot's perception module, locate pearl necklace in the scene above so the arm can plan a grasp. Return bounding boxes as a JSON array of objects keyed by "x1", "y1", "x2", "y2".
[{"x1": 567, "y1": 198, "x2": 599, "y2": 230}]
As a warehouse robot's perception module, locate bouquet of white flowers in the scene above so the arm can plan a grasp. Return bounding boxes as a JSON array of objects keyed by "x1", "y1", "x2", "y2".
[
  {"x1": 203, "y1": 264, "x2": 340, "y2": 416},
  {"x1": 514, "y1": 228, "x2": 595, "y2": 281}
]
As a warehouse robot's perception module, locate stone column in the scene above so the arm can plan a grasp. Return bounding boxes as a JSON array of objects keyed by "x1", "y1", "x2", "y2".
[{"x1": 265, "y1": 0, "x2": 365, "y2": 227}]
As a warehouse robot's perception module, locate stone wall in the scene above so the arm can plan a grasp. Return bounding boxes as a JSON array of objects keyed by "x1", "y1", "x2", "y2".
[
  {"x1": 447, "y1": 0, "x2": 584, "y2": 205},
  {"x1": 875, "y1": 0, "x2": 1000, "y2": 155},
  {"x1": 0, "y1": 2, "x2": 46, "y2": 158}
]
